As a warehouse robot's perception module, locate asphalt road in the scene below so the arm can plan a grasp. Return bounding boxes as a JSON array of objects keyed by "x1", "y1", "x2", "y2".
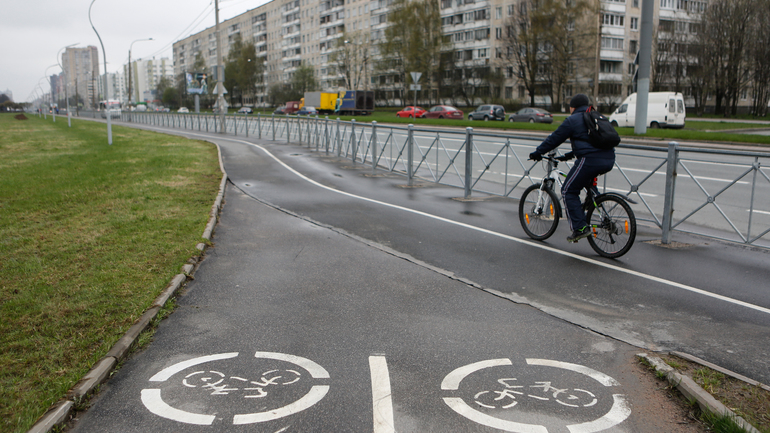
[{"x1": 69, "y1": 122, "x2": 769, "y2": 432}]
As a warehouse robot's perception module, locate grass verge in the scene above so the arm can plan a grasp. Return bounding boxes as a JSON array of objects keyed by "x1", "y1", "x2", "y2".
[
  {"x1": 644, "y1": 353, "x2": 770, "y2": 433},
  {"x1": 0, "y1": 113, "x2": 221, "y2": 433}
]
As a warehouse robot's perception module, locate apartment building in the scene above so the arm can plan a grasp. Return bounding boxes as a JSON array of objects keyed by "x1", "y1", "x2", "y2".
[
  {"x1": 62, "y1": 46, "x2": 100, "y2": 109},
  {"x1": 172, "y1": 0, "x2": 715, "y2": 109},
  {"x1": 123, "y1": 57, "x2": 174, "y2": 105}
]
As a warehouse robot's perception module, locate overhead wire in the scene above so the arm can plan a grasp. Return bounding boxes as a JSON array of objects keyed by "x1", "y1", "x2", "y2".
[{"x1": 142, "y1": 1, "x2": 216, "y2": 61}]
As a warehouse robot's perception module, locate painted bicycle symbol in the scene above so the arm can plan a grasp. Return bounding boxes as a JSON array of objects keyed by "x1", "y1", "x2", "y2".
[
  {"x1": 474, "y1": 378, "x2": 597, "y2": 409},
  {"x1": 181, "y1": 369, "x2": 302, "y2": 398}
]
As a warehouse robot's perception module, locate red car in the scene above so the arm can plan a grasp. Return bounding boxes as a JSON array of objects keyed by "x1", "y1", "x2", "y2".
[
  {"x1": 424, "y1": 105, "x2": 464, "y2": 119},
  {"x1": 396, "y1": 106, "x2": 426, "y2": 118}
]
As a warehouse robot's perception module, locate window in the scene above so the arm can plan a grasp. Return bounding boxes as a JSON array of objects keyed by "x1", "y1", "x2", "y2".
[
  {"x1": 505, "y1": 86, "x2": 513, "y2": 99},
  {"x1": 496, "y1": 27, "x2": 502, "y2": 39},
  {"x1": 602, "y1": 14, "x2": 624, "y2": 27},
  {"x1": 633, "y1": 0, "x2": 639, "y2": 6},
  {"x1": 629, "y1": 40, "x2": 638, "y2": 54},
  {"x1": 601, "y1": 37, "x2": 623, "y2": 50},
  {"x1": 496, "y1": 7, "x2": 502, "y2": 19},
  {"x1": 478, "y1": 48, "x2": 488, "y2": 58},
  {"x1": 518, "y1": 86, "x2": 525, "y2": 98},
  {"x1": 630, "y1": 17, "x2": 638, "y2": 30},
  {"x1": 508, "y1": 4, "x2": 514, "y2": 16},
  {"x1": 600, "y1": 61, "x2": 621, "y2": 73},
  {"x1": 660, "y1": 0, "x2": 674, "y2": 8}
]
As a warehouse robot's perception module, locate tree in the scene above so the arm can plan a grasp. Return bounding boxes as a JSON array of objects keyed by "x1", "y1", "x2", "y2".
[
  {"x1": 329, "y1": 31, "x2": 371, "y2": 90},
  {"x1": 379, "y1": 0, "x2": 445, "y2": 105},
  {"x1": 224, "y1": 34, "x2": 264, "y2": 107},
  {"x1": 156, "y1": 76, "x2": 175, "y2": 107},
  {"x1": 291, "y1": 63, "x2": 318, "y2": 97},
  {"x1": 748, "y1": 0, "x2": 770, "y2": 116},
  {"x1": 502, "y1": 0, "x2": 596, "y2": 110}
]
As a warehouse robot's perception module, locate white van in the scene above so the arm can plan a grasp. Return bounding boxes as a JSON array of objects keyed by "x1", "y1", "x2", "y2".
[{"x1": 609, "y1": 92, "x2": 686, "y2": 129}]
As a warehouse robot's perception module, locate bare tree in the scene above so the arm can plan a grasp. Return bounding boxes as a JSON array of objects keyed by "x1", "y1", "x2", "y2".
[{"x1": 749, "y1": 0, "x2": 770, "y2": 116}]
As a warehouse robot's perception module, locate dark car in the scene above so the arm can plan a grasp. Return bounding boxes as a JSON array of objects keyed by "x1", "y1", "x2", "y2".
[
  {"x1": 273, "y1": 107, "x2": 286, "y2": 115},
  {"x1": 468, "y1": 104, "x2": 505, "y2": 121},
  {"x1": 424, "y1": 105, "x2": 464, "y2": 119},
  {"x1": 509, "y1": 107, "x2": 553, "y2": 124},
  {"x1": 237, "y1": 107, "x2": 254, "y2": 114}
]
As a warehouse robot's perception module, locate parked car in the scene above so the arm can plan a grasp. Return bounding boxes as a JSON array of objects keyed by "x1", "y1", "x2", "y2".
[
  {"x1": 297, "y1": 106, "x2": 318, "y2": 115},
  {"x1": 273, "y1": 107, "x2": 286, "y2": 115},
  {"x1": 237, "y1": 107, "x2": 254, "y2": 114},
  {"x1": 396, "y1": 106, "x2": 426, "y2": 118},
  {"x1": 509, "y1": 107, "x2": 553, "y2": 124},
  {"x1": 468, "y1": 104, "x2": 505, "y2": 121},
  {"x1": 424, "y1": 105, "x2": 464, "y2": 119},
  {"x1": 178, "y1": 107, "x2": 189, "y2": 113}
]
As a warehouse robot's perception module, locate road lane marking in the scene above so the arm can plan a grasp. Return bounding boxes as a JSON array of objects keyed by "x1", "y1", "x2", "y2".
[
  {"x1": 369, "y1": 356, "x2": 396, "y2": 433},
  {"x1": 166, "y1": 131, "x2": 770, "y2": 317}
]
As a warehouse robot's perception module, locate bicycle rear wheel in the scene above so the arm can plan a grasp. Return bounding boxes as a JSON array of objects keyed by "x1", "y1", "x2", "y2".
[
  {"x1": 519, "y1": 184, "x2": 560, "y2": 240},
  {"x1": 586, "y1": 195, "x2": 636, "y2": 258}
]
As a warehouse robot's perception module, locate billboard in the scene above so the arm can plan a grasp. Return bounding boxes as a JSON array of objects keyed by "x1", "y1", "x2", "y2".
[{"x1": 185, "y1": 72, "x2": 208, "y2": 95}]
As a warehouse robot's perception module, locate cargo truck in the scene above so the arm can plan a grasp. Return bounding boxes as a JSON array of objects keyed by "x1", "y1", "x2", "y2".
[
  {"x1": 335, "y1": 90, "x2": 374, "y2": 115},
  {"x1": 609, "y1": 92, "x2": 686, "y2": 129},
  {"x1": 300, "y1": 92, "x2": 338, "y2": 114}
]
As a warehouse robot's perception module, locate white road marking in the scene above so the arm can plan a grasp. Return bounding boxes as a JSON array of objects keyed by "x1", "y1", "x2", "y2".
[
  {"x1": 149, "y1": 352, "x2": 238, "y2": 382},
  {"x1": 232, "y1": 385, "x2": 330, "y2": 425},
  {"x1": 441, "y1": 359, "x2": 512, "y2": 390},
  {"x1": 525, "y1": 359, "x2": 619, "y2": 387},
  {"x1": 369, "y1": 356, "x2": 396, "y2": 433},
  {"x1": 174, "y1": 132, "x2": 770, "y2": 317},
  {"x1": 749, "y1": 209, "x2": 770, "y2": 215},
  {"x1": 619, "y1": 167, "x2": 750, "y2": 184},
  {"x1": 141, "y1": 389, "x2": 216, "y2": 425},
  {"x1": 567, "y1": 395, "x2": 631, "y2": 433},
  {"x1": 442, "y1": 398, "x2": 548, "y2": 433},
  {"x1": 252, "y1": 351, "x2": 330, "y2": 378}
]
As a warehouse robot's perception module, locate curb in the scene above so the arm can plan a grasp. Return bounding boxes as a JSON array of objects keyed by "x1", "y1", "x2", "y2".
[
  {"x1": 25, "y1": 143, "x2": 229, "y2": 433},
  {"x1": 637, "y1": 353, "x2": 761, "y2": 433}
]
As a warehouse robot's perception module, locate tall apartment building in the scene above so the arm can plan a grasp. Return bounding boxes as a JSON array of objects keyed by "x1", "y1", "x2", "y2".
[
  {"x1": 123, "y1": 57, "x2": 174, "y2": 105},
  {"x1": 172, "y1": 0, "x2": 715, "y2": 109},
  {"x1": 62, "y1": 46, "x2": 100, "y2": 109}
]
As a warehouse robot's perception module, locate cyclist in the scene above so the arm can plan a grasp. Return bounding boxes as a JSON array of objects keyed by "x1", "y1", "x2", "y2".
[{"x1": 528, "y1": 94, "x2": 615, "y2": 243}]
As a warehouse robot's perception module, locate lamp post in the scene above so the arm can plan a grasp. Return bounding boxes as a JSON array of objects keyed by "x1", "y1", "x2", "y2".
[
  {"x1": 58, "y1": 43, "x2": 79, "y2": 127},
  {"x1": 44, "y1": 64, "x2": 59, "y2": 121},
  {"x1": 89, "y1": 0, "x2": 112, "y2": 145},
  {"x1": 128, "y1": 38, "x2": 153, "y2": 108}
]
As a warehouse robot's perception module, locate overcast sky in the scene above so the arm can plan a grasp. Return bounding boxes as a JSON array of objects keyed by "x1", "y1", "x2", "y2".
[{"x1": 1, "y1": 0, "x2": 270, "y2": 102}]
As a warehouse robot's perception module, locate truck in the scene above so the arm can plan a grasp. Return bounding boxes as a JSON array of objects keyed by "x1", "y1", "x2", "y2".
[
  {"x1": 283, "y1": 101, "x2": 301, "y2": 114},
  {"x1": 335, "y1": 90, "x2": 374, "y2": 115},
  {"x1": 300, "y1": 92, "x2": 338, "y2": 114},
  {"x1": 609, "y1": 92, "x2": 686, "y2": 129}
]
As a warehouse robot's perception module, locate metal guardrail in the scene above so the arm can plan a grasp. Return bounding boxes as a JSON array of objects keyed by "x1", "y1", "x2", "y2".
[{"x1": 89, "y1": 111, "x2": 769, "y2": 249}]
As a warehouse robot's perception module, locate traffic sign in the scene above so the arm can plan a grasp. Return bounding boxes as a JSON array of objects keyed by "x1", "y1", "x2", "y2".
[
  {"x1": 409, "y1": 84, "x2": 421, "y2": 91},
  {"x1": 410, "y1": 72, "x2": 422, "y2": 83}
]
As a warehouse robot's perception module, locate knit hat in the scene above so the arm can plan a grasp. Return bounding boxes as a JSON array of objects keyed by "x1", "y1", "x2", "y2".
[{"x1": 569, "y1": 93, "x2": 590, "y2": 108}]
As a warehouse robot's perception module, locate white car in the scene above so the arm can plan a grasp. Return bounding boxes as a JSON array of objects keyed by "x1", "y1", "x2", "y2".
[{"x1": 178, "y1": 107, "x2": 190, "y2": 113}]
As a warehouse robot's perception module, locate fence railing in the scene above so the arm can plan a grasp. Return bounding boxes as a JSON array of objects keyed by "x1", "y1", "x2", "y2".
[{"x1": 90, "y1": 110, "x2": 769, "y2": 249}]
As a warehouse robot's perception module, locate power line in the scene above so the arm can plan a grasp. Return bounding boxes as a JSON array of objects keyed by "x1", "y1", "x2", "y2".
[{"x1": 144, "y1": 2, "x2": 215, "y2": 60}]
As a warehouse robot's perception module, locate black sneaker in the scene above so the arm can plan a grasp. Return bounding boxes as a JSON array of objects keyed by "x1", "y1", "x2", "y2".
[{"x1": 567, "y1": 226, "x2": 591, "y2": 243}]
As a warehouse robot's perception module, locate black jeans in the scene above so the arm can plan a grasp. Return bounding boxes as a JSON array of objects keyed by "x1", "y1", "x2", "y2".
[{"x1": 561, "y1": 157, "x2": 615, "y2": 231}]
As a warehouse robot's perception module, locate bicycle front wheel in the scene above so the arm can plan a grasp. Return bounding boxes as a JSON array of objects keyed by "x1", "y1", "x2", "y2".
[
  {"x1": 519, "y1": 184, "x2": 560, "y2": 240},
  {"x1": 586, "y1": 195, "x2": 636, "y2": 258}
]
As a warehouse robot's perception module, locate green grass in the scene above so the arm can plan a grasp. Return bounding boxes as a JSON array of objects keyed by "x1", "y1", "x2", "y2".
[{"x1": 0, "y1": 113, "x2": 221, "y2": 433}]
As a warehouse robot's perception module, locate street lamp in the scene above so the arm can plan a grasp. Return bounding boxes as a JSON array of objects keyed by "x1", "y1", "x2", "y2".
[
  {"x1": 128, "y1": 38, "x2": 153, "y2": 107},
  {"x1": 89, "y1": 0, "x2": 112, "y2": 145},
  {"x1": 58, "y1": 43, "x2": 80, "y2": 127},
  {"x1": 44, "y1": 63, "x2": 60, "y2": 121}
]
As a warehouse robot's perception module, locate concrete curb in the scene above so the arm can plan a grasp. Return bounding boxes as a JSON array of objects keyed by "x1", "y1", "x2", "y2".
[
  {"x1": 25, "y1": 143, "x2": 229, "y2": 433},
  {"x1": 637, "y1": 353, "x2": 761, "y2": 433}
]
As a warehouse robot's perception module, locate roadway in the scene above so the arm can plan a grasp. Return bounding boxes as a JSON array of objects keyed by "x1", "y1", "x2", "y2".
[{"x1": 69, "y1": 121, "x2": 769, "y2": 432}]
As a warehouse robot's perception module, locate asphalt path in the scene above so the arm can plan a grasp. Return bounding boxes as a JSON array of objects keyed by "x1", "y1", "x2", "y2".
[{"x1": 69, "y1": 122, "x2": 769, "y2": 432}]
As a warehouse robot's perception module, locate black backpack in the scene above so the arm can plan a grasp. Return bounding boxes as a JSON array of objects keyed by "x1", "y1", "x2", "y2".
[{"x1": 582, "y1": 106, "x2": 620, "y2": 150}]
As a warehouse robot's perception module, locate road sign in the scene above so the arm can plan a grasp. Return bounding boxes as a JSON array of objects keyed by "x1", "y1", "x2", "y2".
[
  {"x1": 410, "y1": 84, "x2": 421, "y2": 91},
  {"x1": 410, "y1": 72, "x2": 422, "y2": 83}
]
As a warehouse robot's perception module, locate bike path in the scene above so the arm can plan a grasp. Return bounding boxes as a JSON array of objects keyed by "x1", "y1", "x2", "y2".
[{"x1": 69, "y1": 136, "x2": 705, "y2": 432}]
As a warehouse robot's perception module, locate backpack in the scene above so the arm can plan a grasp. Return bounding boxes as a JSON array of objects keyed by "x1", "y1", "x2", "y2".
[{"x1": 582, "y1": 106, "x2": 620, "y2": 150}]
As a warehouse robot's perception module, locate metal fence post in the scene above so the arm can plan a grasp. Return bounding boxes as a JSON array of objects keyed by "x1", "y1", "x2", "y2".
[
  {"x1": 258, "y1": 112, "x2": 261, "y2": 139},
  {"x1": 287, "y1": 116, "x2": 291, "y2": 144},
  {"x1": 245, "y1": 113, "x2": 249, "y2": 137},
  {"x1": 336, "y1": 118, "x2": 341, "y2": 157},
  {"x1": 298, "y1": 115, "x2": 302, "y2": 145},
  {"x1": 407, "y1": 124, "x2": 414, "y2": 183},
  {"x1": 661, "y1": 141, "x2": 679, "y2": 244},
  {"x1": 371, "y1": 121, "x2": 378, "y2": 175},
  {"x1": 464, "y1": 127, "x2": 473, "y2": 198},
  {"x1": 272, "y1": 114, "x2": 276, "y2": 141},
  {"x1": 351, "y1": 119, "x2": 357, "y2": 162},
  {"x1": 324, "y1": 116, "x2": 329, "y2": 154}
]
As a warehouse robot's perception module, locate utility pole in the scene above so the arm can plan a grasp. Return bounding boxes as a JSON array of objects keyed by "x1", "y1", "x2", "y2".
[
  {"x1": 634, "y1": 0, "x2": 655, "y2": 134},
  {"x1": 215, "y1": 0, "x2": 226, "y2": 133}
]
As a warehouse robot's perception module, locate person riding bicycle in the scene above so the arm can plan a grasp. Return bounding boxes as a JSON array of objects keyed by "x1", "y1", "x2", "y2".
[{"x1": 528, "y1": 94, "x2": 615, "y2": 243}]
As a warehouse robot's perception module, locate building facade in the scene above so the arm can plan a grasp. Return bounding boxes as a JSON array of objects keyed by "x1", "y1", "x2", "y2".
[
  {"x1": 172, "y1": 0, "x2": 761, "y2": 111},
  {"x1": 62, "y1": 46, "x2": 100, "y2": 109},
  {"x1": 123, "y1": 57, "x2": 174, "y2": 105}
]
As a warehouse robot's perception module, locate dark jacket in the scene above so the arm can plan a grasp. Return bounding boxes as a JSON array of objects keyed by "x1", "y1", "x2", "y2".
[{"x1": 535, "y1": 106, "x2": 615, "y2": 159}]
